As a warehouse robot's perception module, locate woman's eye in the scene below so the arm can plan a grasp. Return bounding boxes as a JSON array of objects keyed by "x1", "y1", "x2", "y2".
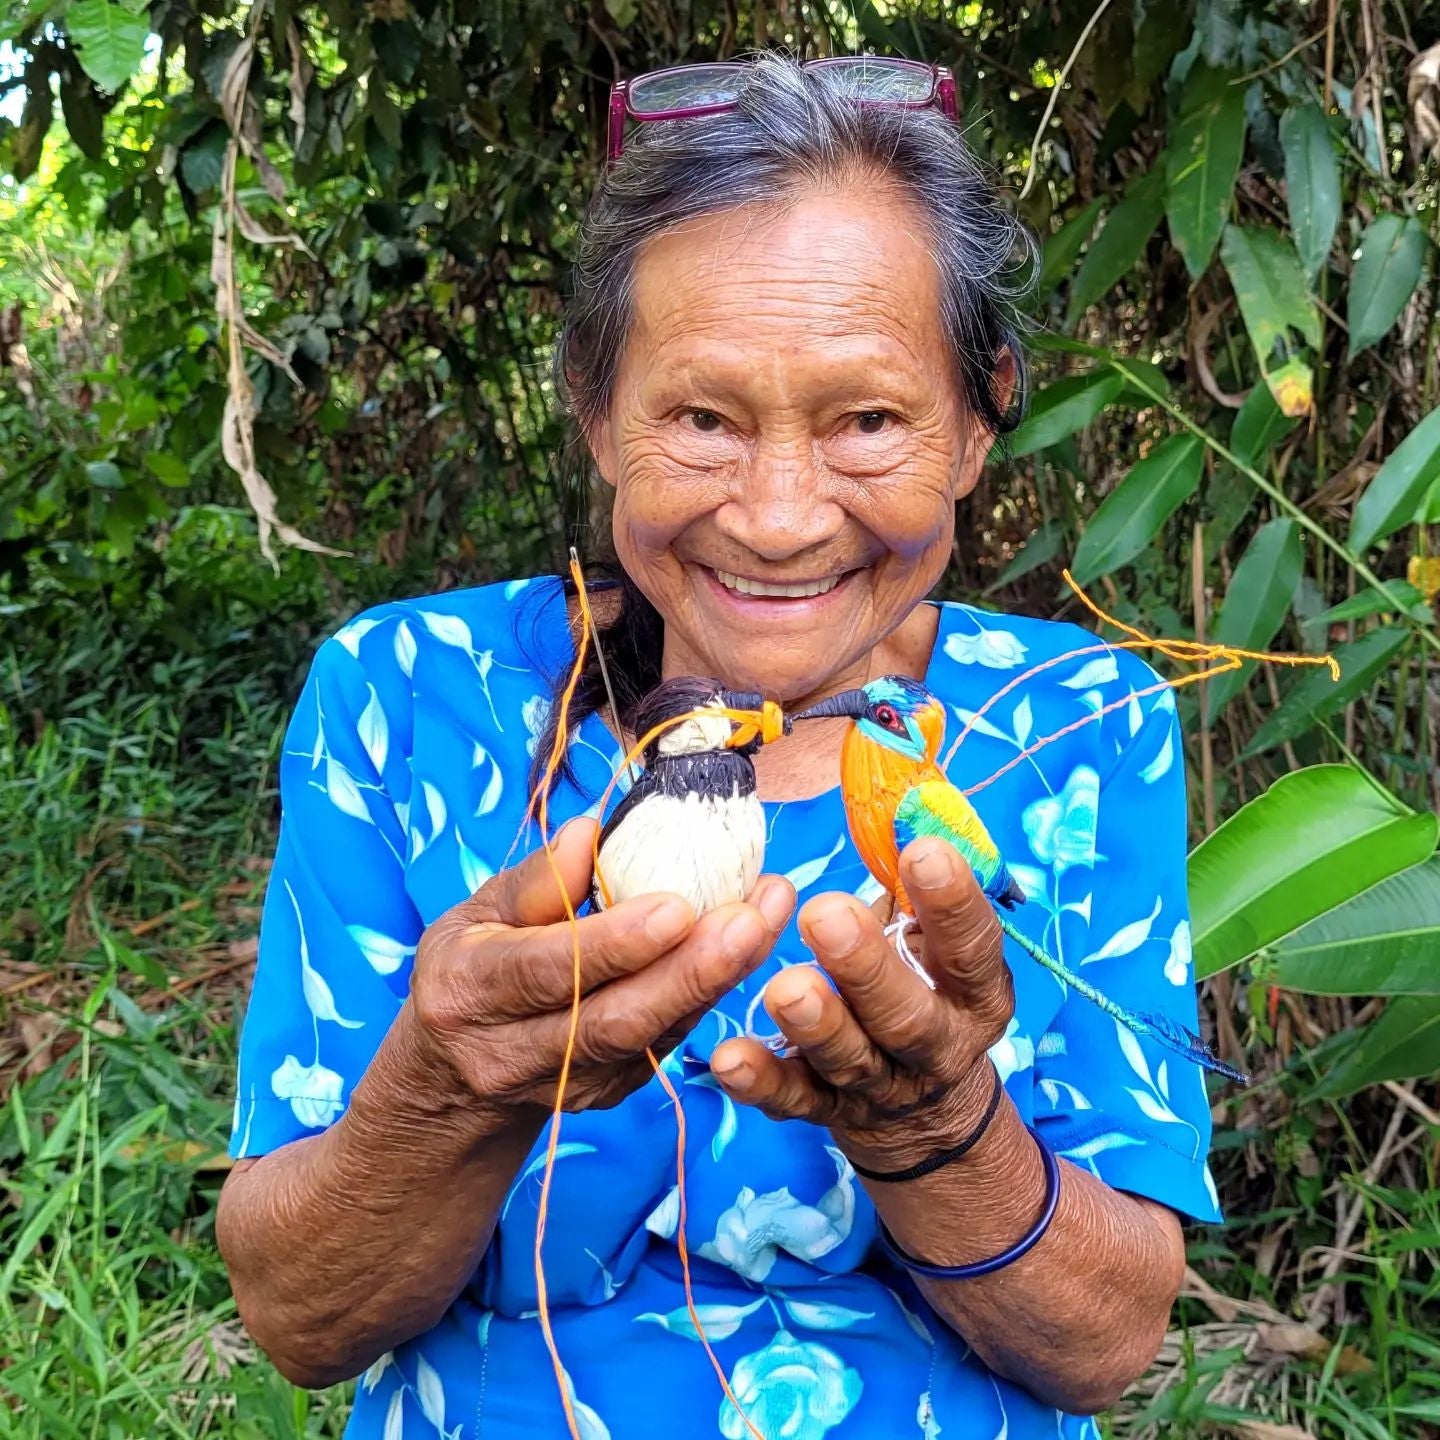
[
  {"x1": 685, "y1": 409, "x2": 723, "y2": 433},
  {"x1": 853, "y1": 411, "x2": 893, "y2": 436}
]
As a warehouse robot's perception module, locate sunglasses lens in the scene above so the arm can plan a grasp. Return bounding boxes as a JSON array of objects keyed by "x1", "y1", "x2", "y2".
[
  {"x1": 815, "y1": 58, "x2": 935, "y2": 103},
  {"x1": 628, "y1": 64, "x2": 746, "y2": 116}
]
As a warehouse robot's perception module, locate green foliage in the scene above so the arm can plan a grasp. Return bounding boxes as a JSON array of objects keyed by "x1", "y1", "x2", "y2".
[
  {"x1": 1189, "y1": 766, "x2": 1439, "y2": 980},
  {"x1": 1164, "y1": 64, "x2": 1248, "y2": 279}
]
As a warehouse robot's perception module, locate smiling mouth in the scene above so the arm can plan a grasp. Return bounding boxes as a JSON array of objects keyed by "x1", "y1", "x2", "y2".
[{"x1": 711, "y1": 568, "x2": 848, "y2": 599}]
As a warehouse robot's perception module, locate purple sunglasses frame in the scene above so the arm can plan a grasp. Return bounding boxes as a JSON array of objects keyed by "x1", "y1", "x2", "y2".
[{"x1": 607, "y1": 58, "x2": 957, "y2": 164}]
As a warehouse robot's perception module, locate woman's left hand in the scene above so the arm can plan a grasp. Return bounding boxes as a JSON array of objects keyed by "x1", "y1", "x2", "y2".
[{"x1": 710, "y1": 836, "x2": 1014, "y2": 1173}]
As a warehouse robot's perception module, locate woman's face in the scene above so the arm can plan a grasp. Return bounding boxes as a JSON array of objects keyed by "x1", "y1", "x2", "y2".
[{"x1": 589, "y1": 179, "x2": 994, "y2": 704}]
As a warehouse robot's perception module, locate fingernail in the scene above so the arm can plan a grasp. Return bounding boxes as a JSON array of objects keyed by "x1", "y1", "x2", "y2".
[
  {"x1": 809, "y1": 905, "x2": 860, "y2": 957},
  {"x1": 712, "y1": 1058, "x2": 752, "y2": 1090},
  {"x1": 756, "y1": 881, "x2": 796, "y2": 933},
  {"x1": 780, "y1": 989, "x2": 823, "y2": 1028},
  {"x1": 645, "y1": 897, "x2": 693, "y2": 945},
  {"x1": 910, "y1": 842, "x2": 956, "y2": 890},
  {"x1": 722, "y1": 909, "x2": 765, "y2": 954}
]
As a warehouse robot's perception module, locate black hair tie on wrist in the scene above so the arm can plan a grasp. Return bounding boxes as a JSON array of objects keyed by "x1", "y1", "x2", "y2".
[{"x1": 850, "y1": 1063, "x2": 1004, "y2": 1184}]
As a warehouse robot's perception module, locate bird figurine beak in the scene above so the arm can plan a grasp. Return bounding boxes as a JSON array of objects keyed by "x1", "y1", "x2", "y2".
[
  {"x1": 791, "y1": 689, "x2": 869, "y2": 722},
  {"x1": 721, "y1": 693, "x2": 790, "y2": 750}
]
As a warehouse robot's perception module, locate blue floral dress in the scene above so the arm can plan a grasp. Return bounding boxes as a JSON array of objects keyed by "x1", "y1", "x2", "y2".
[{"x1": 231, "y1": 577, "x2": 1220, "y2": 1440}]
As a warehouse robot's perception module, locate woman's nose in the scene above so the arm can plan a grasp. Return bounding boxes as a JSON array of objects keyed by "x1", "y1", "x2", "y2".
[{"x1": 714, "y1": 445, "x2": 845, "y2": 561}]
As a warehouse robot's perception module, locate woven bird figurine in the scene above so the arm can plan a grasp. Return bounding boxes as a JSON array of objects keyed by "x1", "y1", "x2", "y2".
[
  {"x1": 794, "y1": 675, "x2": 1247, "y2": 1084},
  {"x1": 593, "y1": 676, "x2": 785, "y2": 917}
]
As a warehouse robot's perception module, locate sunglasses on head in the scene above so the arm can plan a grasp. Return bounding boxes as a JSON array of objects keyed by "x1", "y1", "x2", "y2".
[{"x1": 607, "y1": 57, "x2": 958, "y2": 164}]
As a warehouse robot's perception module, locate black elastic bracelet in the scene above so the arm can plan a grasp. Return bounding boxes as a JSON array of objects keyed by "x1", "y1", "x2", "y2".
[
  {"x1": 876, "y1": 1125, "x2": 1061, "y2": 1279},
  {"x1": 850, "y1": 1064, "x2": 1004, "y2": 1183}
]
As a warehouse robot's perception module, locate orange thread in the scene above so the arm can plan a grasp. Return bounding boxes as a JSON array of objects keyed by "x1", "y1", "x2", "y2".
[
  {"x1": 529, "y1": 551, "x2": 595, "y2": 1440},
  {"x1": 530, "y1": 557, "x2": 762, "y2": 1440},
  {"x1": 943, "y1": 570, "x2": 1339, "y2": 781}
]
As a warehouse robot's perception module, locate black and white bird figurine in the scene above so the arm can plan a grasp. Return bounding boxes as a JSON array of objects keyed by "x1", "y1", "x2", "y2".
[{"x1": 593, "y1": 676, "x2": 784, "y2": 916}]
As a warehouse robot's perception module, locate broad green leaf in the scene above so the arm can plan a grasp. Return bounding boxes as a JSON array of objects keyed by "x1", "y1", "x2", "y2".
[
  {"x1": 1311, "y1": 580, "x2": 1429, "y2": 626},
  {"x1": 86, "y1": 460, "x2": 123, "y2": 489},
  {"x1": 1203, "y1": 464, "x2": 1255, "y2": 555},
  {"x1": 1190, "y1": 765, "x2": 1437, "y2": 977},
  {"x1": 1279, "y1": 102, "x2": 1340, "y2": 279},
  {"x1": 1040, "y1": 199, "x2": 1104, "y2": 293},
  {"x1": 1348, "y1": 406, "x2": 1440, "y2": 554},
  {"x1": 66, "y1": 0, "x2": 150, "y2": 95},
  {"x1": 1274, "y1": 854, "x2": 1440, "y2": 996},
  {"x1": 1008, "y1": 372, "x2": 1124, "y2": 458},
  {"x1": 1308, "y1": 995, "x2": 1440, "y2": 1098},
  {"x1": 1228, "y1": 381, "x2": 1297, "y2": 468},
  {"x1": 1165, "y1": 64, "x2": 1247, "y2": 279},
  {"x1": 180, "y1": 123, "x2": 229, "y2": 193},
  {"x1": 1242, "y1": 626, "x2": 1410, "y2": 757},
  {"x1": 143, "y1": 453, "x2": 189, "y2": 487},
  {"x1": 1070, "y1": 433, "x2": 1203, "y2": 586},
  {"x1": 1064, "y1": 169, "x2": 1164, "y2": 327},
  {"x1": 1219, "y1": 224, "x2": 1320, "y2": 415},
  {"x1": 1347, "y1": 213, "x2": 1427, "y2": 357},
  {"x1": 1203, "y1": 518, "x2": 1303, "y2": 723}
]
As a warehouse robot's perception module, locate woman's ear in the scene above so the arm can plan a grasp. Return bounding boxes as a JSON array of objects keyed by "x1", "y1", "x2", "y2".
[
  {"x1": 952, "y1": 347, "x2": 1018, "y2": 502},
  {"x1": 587, "y1": 413, "x2": 619, "y2": 491}
]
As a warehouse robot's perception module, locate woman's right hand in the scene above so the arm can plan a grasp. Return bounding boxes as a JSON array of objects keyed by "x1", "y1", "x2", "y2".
[{"x1": 408, "y1": 818, "x2": 795, "y2": 1115}]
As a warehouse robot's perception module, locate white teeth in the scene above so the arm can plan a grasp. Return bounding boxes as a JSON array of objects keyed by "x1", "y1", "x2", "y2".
[{"x1": 714, "y1": 569, "x2": 842, "y2": 599}]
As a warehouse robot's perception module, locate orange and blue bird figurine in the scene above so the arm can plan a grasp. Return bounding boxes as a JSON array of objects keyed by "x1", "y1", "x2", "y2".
[{"x1": 794, "y1": 675, "x2": 1247, "y2": 1084}]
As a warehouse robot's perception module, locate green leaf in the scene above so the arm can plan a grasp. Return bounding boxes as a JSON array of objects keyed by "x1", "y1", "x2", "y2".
[
  {"x1": 143, "y1": 453, "x2": 189, "y2": 487},
  {"x1": 1228, "y1": 382, "x2": 1297, "y2": 468},
  {"x1": 1064, "y1": 169, "x2": 1165, "y2": 327},
  {"x1": 1190, "y1": 765, "x2": 1438, "y2": 977},
  {"x1": 1348, "y1": 406, "x2": 1440, "y2": 554},
  {"x1": 66, "y1": 0, "x2": 150, "y2": 95},
  {"x1": 1347, "y1": 214, "x2": 1428, "y2": 358},
  {"x1": 1279, "y1": 102, "x2": 1340, "y2": 279},
  {"x1": 1274, "y1": 854, "x2": 1440, "y2": 996},
  {"x1": 1203, "y1": 518, "x2": 1303, "y2": 723},
  {"x1": 179, "y1": 123, "x2": 229, "y2": 193},
  {"x1": 1308, "y1": 995, "x2": 1440, "y2": 1098},
  {"x1": 1242, "y1": 626, "x2": 1410, "y2": 757},
  {"x1": 1039, "y1": 199, "x2": 1104, "y2": 293},
  {"x1": 86, "y1": 460, "x2": 123, "y2": 489},
  {"x1": 1311, "y1": 581, "x2": 1429, "y2": 626},
  {"x1": 1070, "y1": 433, "x2": 1203, "y2": 586},
  {"x1": 1219, "y1": 224, "x2": 1321, "y2": 415},
  {"x1": 1008, "y1": 371, "x2": 1124, "y2": 458},
  {"x1": 59, "y1": 72, "x2": 104, "y2": 160},
  {"x1": 1164, "y1": 64, "x2": 1247, "y2": 279}
]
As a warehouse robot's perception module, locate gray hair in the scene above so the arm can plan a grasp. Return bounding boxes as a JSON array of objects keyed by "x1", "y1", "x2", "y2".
[{"x1": 557, "y1": 52, "x2": 1036, "y2": 436}]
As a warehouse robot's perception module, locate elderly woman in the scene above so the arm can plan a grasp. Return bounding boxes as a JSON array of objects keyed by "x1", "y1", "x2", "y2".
[{"x1": 218, "y1": 54, "x2": 1218, "y2": 1440}]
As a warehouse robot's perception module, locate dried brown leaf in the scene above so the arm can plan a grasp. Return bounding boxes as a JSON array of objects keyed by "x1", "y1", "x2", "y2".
[
  {"x1": 1409, "y1": 42, "x2": 1440, "y2": 159},
  {"x1": 1255, "y1": 1321, "x2": 1373, "y2": 1375},
  {"x1": 287, "y1": 21, "x2": 312, "y2": 153},
  {"x1": 234, "y1": 200, "x2": 315, "y2": 259}
]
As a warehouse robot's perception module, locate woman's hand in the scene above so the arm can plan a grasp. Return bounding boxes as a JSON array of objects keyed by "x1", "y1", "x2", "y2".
[
  {"x1": 411, "y1": 817, "x2": 796, "y2": 1116},
  {"x1": 709, "y1": 835, "x2": 1011, "y2": 1172}
]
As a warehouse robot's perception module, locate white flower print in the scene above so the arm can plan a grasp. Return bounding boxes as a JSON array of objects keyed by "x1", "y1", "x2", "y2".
[
  {"x1": 523, "y1": 694, "x2": 552, "y2": 759},
  {"x1": 698, "y1": 1147, "x2": 855, "y2": 1282},
  {"x1": 1021, "y1": 765, "x2": 1099, "y2": 873},
  {"x1": 719, "y1": 1331, "x2": 862, "y2": 1440},
  {"x1": 270, "y1": 1054, "x2": 343, "y2": 1129},
  {"x1": 1164, "y1": 919, "x2": 1193, "y2": 986},
  {"x1": 943, "y1": 627, "x2": 1028, "y2": 670}
]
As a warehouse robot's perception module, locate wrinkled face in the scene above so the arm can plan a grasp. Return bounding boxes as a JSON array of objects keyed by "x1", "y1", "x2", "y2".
[{"x1": 588, "y1": 178, "x2": 997, "y2": 704}]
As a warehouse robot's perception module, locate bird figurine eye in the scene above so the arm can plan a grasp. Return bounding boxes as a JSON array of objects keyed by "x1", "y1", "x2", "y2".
[{"x1": 872, "y1": 702, "x2": 904, "y2": 733}]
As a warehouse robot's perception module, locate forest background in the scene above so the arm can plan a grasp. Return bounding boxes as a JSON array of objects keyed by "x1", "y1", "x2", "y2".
[{"x1": 1, "y1": 0, "x2": 1439, "y2": 1436}]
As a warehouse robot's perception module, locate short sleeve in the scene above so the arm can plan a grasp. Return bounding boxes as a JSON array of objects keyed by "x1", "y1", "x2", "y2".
[
  {"x1": 1031, "y1": 685, "x2": 1222, "y2": 1224},
  {"x1": 229, "y1": 621, "x2": 423, "y2": 1159}
]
